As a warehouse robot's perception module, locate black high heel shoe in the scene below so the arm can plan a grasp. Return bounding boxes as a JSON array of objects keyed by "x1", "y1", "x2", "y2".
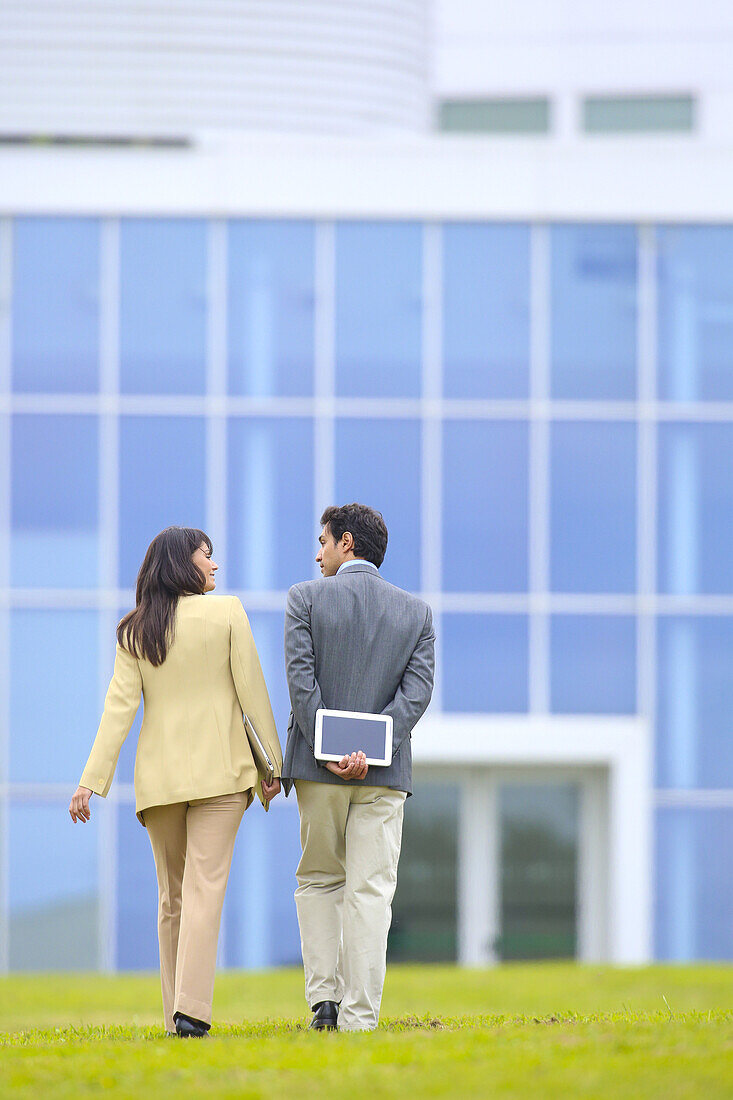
[{"x1": 173, "y1": 1011, "x2": 210, "y2": 1038}]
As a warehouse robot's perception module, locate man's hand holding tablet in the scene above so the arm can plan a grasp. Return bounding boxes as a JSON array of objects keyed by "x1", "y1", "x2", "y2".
[
  {"x1": 314, "y1": 710, "x2": 393, "y2": 773},
  {"x1": 325, "y1": 751, "x2": 368, "y2": 781}
]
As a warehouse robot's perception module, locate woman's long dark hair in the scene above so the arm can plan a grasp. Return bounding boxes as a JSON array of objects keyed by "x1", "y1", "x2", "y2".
[{"x1": 117, "y1": 526, "x2": 212, "y2": 666}]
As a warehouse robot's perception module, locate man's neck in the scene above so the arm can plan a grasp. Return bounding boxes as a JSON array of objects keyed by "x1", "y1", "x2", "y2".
[{"x1": 336, "y1": 557, "x2": 378, "y2": 574}]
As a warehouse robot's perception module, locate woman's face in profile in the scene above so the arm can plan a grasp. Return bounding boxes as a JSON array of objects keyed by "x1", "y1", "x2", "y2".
[{"x1": 192, "y1": 544, "x2": 218, "y2": 592}]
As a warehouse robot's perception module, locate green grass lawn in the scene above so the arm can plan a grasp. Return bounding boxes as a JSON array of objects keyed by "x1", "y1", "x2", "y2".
[{"x1": 1, "y1": 964, "x2": 731, "y2": 1098}]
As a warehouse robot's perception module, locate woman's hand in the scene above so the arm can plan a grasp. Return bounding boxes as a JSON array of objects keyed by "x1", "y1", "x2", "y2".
[
  {"x1": 261, "y1": 776, "x2": 281, "y2": 803},
  {"x1": 69, "y1": 786, "x2": 93, "y2": 823}
]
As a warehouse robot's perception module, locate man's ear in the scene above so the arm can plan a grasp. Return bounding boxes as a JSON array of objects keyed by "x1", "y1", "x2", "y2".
[{"x1": 341, "y1": 530, "x2": 354, "y2": 552}]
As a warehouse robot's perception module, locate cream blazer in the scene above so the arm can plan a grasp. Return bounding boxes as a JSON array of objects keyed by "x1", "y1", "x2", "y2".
[{"x1": 79, "y1": 594, "x2": 283, "y2": 824}]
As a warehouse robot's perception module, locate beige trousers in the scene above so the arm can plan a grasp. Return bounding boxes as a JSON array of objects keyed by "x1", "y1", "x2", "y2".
[
  {"x1": 294, "y1": 780, "x2": 406, "y2": 1032},
  {"x1": 144, "y1": 790, "x2": 249, "y2": 1032}
]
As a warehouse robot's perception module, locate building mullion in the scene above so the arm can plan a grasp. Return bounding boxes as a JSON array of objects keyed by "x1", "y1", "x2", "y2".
[
  {"x1": 421, "y1": 221, "x2": 443, "y2": 709},
  {"x1": 314, "y1": 221, "x2": 336, "y2": 531},
  {"x1": 0, "y1": 216, "x2": 12, "y2": 973},
  {"x1": 97, "y1": 216, "x2": 121, "y2": 973},
  {"x1": 529, "y1": 223, "x2": 551, "y2": 713}
]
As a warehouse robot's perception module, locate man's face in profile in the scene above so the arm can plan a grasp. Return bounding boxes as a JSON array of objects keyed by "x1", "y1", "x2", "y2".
[{"x1": 316, "y1": 525, "x2": 344, "y2": 577}]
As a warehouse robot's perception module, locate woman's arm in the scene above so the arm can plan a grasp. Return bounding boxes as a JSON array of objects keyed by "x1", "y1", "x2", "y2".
[
  {"x1": 229, "y1": 597, "x2": 283, "y2": 785},
  {"x1": 76, "y1": 643, "x2": 142, "y2": 802}
]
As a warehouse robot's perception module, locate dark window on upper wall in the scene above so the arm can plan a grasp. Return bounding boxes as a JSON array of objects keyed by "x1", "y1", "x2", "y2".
[
  {"x1": 443, "y1": 223, "x2": 531, "y2": 399},
  {"x1": 439, "y1": 98, "x2": 550, "y2": 134},
  {"x1": 658, "y1": 227, "x2": 733, "y2": 401},
  {"x1": 335, "y1": 222, "x2": 422, "y2": 398},
  {"x1": 120, "y1": 219, "x2": 207, "y2": 394},
  {"x1": 551, "y1": 224, "x2": 637, "y2": 399},
  {"x1": 228, "y1": 220, "x2": 315, "y2": 397},
  {"x1": 583, "y1": 95, "x2": 694, "y2": 134},
  {"x1": 12, "y1": 217, "x2": 100, "y2": 393}
]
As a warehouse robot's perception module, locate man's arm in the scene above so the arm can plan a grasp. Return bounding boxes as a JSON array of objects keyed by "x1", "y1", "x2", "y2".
[
  {"x1": 381, "y1": 605, "x2": 435, "y2": 758},
  {"x1": 284, "y1": 584, "x2": 324, "y2": 753}
]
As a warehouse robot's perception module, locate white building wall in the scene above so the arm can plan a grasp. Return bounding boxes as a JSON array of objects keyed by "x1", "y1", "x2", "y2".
[
  {"x1": 435, "y1": 0, "x2": 733, "y2": 140},
  {"x1": 1, "y1": 134, "x2": 732, "y2": 222},
  {"x1": 0, "y1": 0, "x2": 430, "y2": 138}
]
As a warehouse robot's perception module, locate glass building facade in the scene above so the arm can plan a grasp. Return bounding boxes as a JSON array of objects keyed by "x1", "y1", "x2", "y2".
[{"x1": 1, "y1": 216, "x2": 732, "y2": 970}]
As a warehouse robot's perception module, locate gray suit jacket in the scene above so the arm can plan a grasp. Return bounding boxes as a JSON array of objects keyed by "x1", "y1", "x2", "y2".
[{"x1": 282, "y1": 563, "x2": 435, "y2": 795}]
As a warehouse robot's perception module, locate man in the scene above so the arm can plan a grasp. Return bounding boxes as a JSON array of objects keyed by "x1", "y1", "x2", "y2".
[{"x1": 283, "y1": 502, "x2": 435, "y2": 1033}]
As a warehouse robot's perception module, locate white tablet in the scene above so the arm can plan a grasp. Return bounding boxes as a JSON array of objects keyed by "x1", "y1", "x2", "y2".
[{"x1": 314, "y1": 708, "x2": 393, "y2": 767}]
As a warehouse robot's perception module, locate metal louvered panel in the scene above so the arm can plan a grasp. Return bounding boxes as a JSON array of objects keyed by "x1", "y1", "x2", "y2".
[{"x1": 0, "y1": 0, "x2": 430, "y2": 137}]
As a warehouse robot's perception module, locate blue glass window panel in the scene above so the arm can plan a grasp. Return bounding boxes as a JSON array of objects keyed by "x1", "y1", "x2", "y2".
[
  {"x1": 9, "y1": 801, "x2": 99, "y2": 969},
  {"x1": 119, "y1": 416, "x2": 206, "y2": 588},
  {"x1": 334, "y1": 418, "x2": 421, "y2": 592},
  {"x1": 550, "y1": 225, "x2": 637, "y2": 399},
  {"x1": 228, "y1": 418, "x2": 314, "y2": 591},
  {"x1": 443, "y1": 420, "x2": 528, "y2": 593},
  {"x1": 10, "y1": 610, "x2": 100, "y2": 783},
  {"x1": 550, "y1": 421, "x2": 636, "y2": 593},
  {"x1": 656, "y1": 617, "x2": 733, "y2": 789},
  {"x1": 120, "y1": 219, "x2": 207, "y2": 394},
  {"x1": 0, "y1": 612, "x2": 6, "y2": 783},
  {"x1": 228, "y1": 220, "x2": 315, "y2": 396},
  {"x1": 443, "y1": 614, "x2": 528, "y2": 712},
  {"x1": 658, "y1": 227, "x2": 733, "y2": 401},
  {"x1": 224, "y1": 798, "x2": 302, "y2": 968},
  {"x1": 12, "y1": 217, "x2": 100, "y2": 393},
  {"x1": 11, "y1": 414, "x2": 98, "y2": 588},
  {"x1": 335, "y1": 222, "x2": 422, "y2": 397},
  {"x1": 550, "y1": 615, "x2": 636, "y2": 714},
  {"x1": 658, "y1": 423, "x2": 733, "y2": 595},
  {"x1": 655, "y1": 808, "x2": 733, "y2": 961},
  {"x1": 116, "y1": 803, "x2": 159, "y2": 970},
  {"x1": 443, "y1": 223, "x2": 530, "y2": 399}
]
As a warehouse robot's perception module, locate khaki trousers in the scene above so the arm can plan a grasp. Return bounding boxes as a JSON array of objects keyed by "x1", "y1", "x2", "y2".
[
  {"x1": 294, "y1": 780, "x2": 406, "y2": 1032},
  {"x1": 144, "y1": 790, "x2": 249, "y2": 1032}
]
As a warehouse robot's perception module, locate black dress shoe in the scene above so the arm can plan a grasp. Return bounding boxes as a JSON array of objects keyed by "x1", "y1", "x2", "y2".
[
  {"x1": 174, "y1": 1012, "x2": 210, "y2": 1038},
  {"x1": 309, "y1": 1000, "x2": 339, "y2": 1031}
]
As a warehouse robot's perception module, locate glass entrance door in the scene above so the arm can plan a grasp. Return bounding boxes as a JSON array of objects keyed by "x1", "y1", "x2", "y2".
[
  {"x1": 496, "y1": 782, "x2": 579, "y2": 961},
  {"x1": 388, "y1": 781, "x2": 459, "y2": 962}
]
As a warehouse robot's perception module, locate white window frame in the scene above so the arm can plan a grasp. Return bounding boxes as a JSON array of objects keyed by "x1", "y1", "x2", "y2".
[{"x1": 413, "y1": 713, "x2": 653, "y2": 965}]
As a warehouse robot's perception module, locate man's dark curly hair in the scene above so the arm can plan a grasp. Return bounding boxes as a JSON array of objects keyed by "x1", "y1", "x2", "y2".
[{"x1": 320, "y1": 503, "x2": 388, "y2": 568}]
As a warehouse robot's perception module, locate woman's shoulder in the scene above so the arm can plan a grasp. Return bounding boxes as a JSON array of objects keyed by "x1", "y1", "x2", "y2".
[{"x1": 178, "y1": 593, "x2": 237, "y2": 618}]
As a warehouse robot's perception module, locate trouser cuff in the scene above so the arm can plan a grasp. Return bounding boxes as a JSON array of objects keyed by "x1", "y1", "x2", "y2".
[{"x1": 174, "y1": 993, "x2": 213, "y2": 1026}]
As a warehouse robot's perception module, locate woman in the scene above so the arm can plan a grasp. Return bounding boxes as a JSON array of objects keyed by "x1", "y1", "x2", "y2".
[{"x1": 69, "y1": 526, "x2": 282, "y2": 1038}]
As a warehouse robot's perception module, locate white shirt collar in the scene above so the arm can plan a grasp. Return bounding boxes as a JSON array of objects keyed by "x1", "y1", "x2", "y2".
[{"x1": 336, "y1": 559, "x2": 379, "y2": 575}]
